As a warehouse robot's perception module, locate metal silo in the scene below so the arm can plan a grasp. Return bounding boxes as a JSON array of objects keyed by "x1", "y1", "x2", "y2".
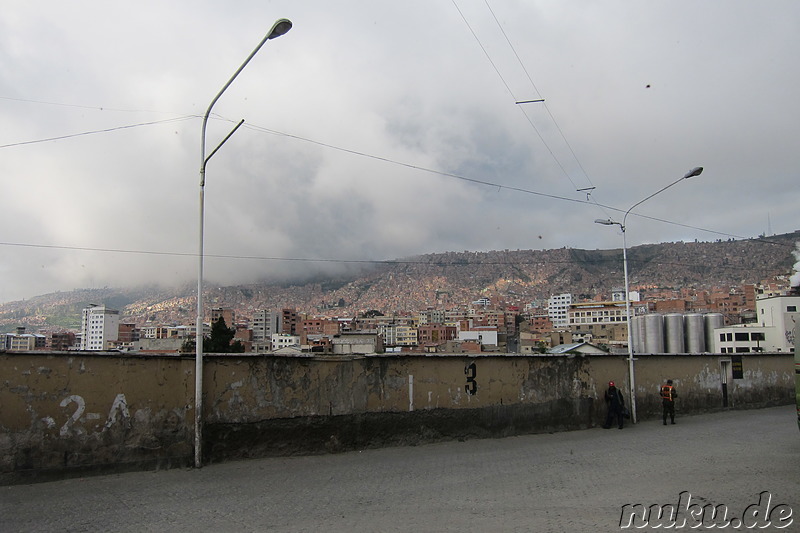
[
  {"x1": 704, "y1": 313, "x2": 725, "y2": 353},
  {"x1": 632, "y1": 315, "x2": 647, "y2": 354},
  {"x1": 664, "y1": 313, "x2": 685, "y2": 354},
  {"x1": 684, "y1": 313, "x2": 706, "y2": 353},
  {"x1": 644, "y1": 313, "x2": 664, "y2": 354}
]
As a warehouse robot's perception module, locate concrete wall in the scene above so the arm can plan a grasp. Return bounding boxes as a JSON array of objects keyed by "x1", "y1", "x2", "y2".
[{"x1": 1, "y1": 351, "x2": 793, "y2": 484}]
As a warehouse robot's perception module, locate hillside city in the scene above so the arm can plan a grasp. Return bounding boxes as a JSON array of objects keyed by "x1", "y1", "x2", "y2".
[
  {"x1": 3, "y1": 276, "x2": 798, "y2": 357},
  {"x1": 2, "y1": 233, "x2": 799, "y2": 357}
]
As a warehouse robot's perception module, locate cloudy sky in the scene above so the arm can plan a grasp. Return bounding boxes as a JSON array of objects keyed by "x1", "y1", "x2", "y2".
[{"x1": 1, "y1": 1, "x2": 797, "y2": 303}]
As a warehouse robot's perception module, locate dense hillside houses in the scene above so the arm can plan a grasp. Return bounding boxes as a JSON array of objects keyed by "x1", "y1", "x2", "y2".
[{"x1": 2, "y1": 277, "x2": 797, "y2": 356}]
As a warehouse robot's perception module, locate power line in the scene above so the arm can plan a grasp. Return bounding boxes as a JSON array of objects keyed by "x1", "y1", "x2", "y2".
[
  {"x1": 450, "y1": 1, "x2": 580, "y2": 191},
  {"x1": 484, "y1": 0, "x2": 595, "y2": 190},
  {"x1": 239, "y1": 119, "x2": 779, "y2": 245},
  {"x1": 0, "y1": 94, "x2": 187, "y2": 115},
  {"x1": 0, "y1": 97, "x2": 786, "y2": 252},
  {"x1": 0, "y1": 116, "x2": 196, "y2": 149}
]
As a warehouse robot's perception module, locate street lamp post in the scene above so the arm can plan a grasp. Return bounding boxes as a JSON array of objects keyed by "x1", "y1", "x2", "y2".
[
  {"x1": 595, "y1": 166, "x2": 703, "y2": 424},
  {"x1": 195, "y1": 18, "x2": 292, "y2": 469}
]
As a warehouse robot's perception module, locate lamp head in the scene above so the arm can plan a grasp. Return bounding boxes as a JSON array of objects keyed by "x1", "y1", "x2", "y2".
[
  {"x1": 683, "y1": 166, "x2": 703, "y2": 179},
  {"x1": 268, "y1": 19, "x2": 293, "y2": 39},
  {"x1": 595, "y1": 219, "x2": 615, "y2": 226}
]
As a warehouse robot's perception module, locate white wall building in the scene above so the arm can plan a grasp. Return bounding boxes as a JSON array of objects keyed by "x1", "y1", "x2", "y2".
[
  {"x1": 458, "y1": 327, "x2": 498, "y2": 347},
  {"x1": 714, "y1": 294, "x2": 799, "y2": 353},
  {"x1": 271, "y1": 333, "x2": 300, "y2": 350},
  {"x1": 80, "y1": 305, "x2": 120, "y2": 351},
  {"x1": 547, "y1": 293, "x2": 572, "y2": 329}
]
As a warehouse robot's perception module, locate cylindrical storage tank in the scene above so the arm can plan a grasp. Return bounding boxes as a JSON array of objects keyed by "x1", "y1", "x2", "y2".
[
  {"x1": 704, "y1": 313, "x2": 725, "y2": 353},
  {"x1": 684, "y1": 313, "x2": 706, "y2": 353},
  {"x1": 664, "y1": 313, "x2": 685, "y2": 354},
  {"x1": 644, "y1": 313, "x2": 664, "y2": 354},
  {"x1": 632, "y1": 315, "x2": 647, "y2": 354}
]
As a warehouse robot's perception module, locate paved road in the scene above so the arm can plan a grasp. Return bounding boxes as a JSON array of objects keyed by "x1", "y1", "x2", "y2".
[{"x1": 2, "y1": 406, "x2": 798, "y2": 532}]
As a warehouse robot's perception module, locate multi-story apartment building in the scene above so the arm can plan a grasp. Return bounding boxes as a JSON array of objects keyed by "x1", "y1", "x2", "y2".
[
  {"x1": 418, "y1": 309, "x2": 446, "y2": 325},
  {"x1": 568, "y1": 301, "x2": 630, "y2": 327},
  {"x1": 547, "y1": 293, "x2": 572, "y2": 329},
  {"x1": 281, "y1": 308, "x2": 300, "y2": 335},
  {"x1": 252, "y1": 310, "x2": 280, "y2": 347},
  {"x1": 378, "y1": 324, "x2": 418, "y2": 347},
  {"x1": 50, "y1": 331, "x2": 76, "y2": 350},
  {"x1": 211, "y1": 308, "x2": 235, "y2": 328},
  {"x1": 527, "y1": 309, "x2": 554, "y2": 333},
  {"x1": 80, "y1": 305, "x2": 120, "y2": 351},
  {"x1": 2, "y1": 327, "x2": 46, "y2": 351},
  {"x1": 445, "y1": 307, "x2": 469, "y2": 324},
  {"x1": 118, "y1": 323, "x2": 140, "y2": 344},
  {"x1": 417, "y1": 324, "x2": 457, "y2": 345},
  {"x1": 472, "y1": 309, "x2": 507, "y2": 334},
  {"x1": 301, "y1": 318, "x2": 339, "y2": 334}
]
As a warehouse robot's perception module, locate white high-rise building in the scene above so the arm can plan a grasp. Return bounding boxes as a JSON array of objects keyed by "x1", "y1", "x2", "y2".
[
  {"x1": 80, "y1": 305, "x2": 120, "y2": 350},
  {"x1": 548, "y1": 293, "x2": 572, "y2": 329}
]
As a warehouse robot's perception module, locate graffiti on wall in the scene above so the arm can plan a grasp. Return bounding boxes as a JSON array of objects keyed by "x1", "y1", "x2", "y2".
[{"x1": 46, "y1": 393, "x2": 130, "y2": 437}]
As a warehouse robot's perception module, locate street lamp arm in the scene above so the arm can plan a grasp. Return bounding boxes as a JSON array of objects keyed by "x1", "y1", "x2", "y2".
[
  {"x1": 199, "y1": 18, "x2": 293, "y2": 185},
  {"x1": 622, "y1": 166, "x2": 703, "y2": 225},
  {"x1": 205, "y1": 119, "x2": 245, "y2": 166}
]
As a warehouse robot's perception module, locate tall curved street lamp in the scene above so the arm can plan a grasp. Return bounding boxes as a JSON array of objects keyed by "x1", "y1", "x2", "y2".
[
  {"x1": 595, "y1": 166, "x2": 703, "y2": 424},
  {"x1": 195, "y1": 18, "x2": 292, "y2": 469}
]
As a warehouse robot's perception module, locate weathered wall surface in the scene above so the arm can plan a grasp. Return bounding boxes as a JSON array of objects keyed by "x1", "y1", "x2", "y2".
[
  {"x1": 0, "y1": 354, "x2": 194, "y2": 483},
  {"x1": 1, "y1": 352, "x2": 793, "y2": 483}
]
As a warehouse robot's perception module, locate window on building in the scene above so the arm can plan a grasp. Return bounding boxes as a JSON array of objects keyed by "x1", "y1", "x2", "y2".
[
  {"x1": 734, "y1": 332, "x2": 750, "y2": 342},
  {"x1": 788, "y1": 306, "x2": 797, "y2": 312},
  {"x1": 719, "y1": 333, "x2": 726, "y2": 342},
  {"x1": 751, "y1": 332, "x2": 766, "y2": 341},
  {"x1": 726, "y1": 333, "x2": 733, "y2": 342},
  {"x1": 735, "y1": 347, "x2": 751, "y2": 353}
]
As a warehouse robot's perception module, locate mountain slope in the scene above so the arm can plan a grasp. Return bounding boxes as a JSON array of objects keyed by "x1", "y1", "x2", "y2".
[{"x1": 1, "y1": 232, "x2": 797, "y2": 331}]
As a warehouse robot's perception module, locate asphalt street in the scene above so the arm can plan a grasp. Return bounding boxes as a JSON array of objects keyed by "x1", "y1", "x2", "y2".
[{"x1": 2, "y1": 405, "x2": 798, "y2": 532}]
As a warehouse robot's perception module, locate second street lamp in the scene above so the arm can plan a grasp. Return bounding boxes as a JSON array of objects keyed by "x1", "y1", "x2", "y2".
[
  {"x1": 195, "y1": 18, "x2": 293, "y2": 469},
  {"x1": 595, "y1": 166, "x2": 703, "y2": 424}
]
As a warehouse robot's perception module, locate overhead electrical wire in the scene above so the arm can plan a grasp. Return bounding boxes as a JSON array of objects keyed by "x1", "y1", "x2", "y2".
[
  {"x1": 483, "y1": 0, "x2": 594, "y2": 190},
  {"x1": 0, "y1": 95, "x2": 189, "y2": 116},
  {"x1": 453, "y1": 0, "x2": 619, "y2": 222},
  {"x1": 0, "y1": 94, "x2": 763, "y2": 245},
  {"x1": 238, "y1": 119, "x2": 775, "y2": 245},
  {"x1": 451, "y1": 0, "x2": 584, "y2": 193},
  {"x1": 0, "y1": 98, "x2": 791, "y2": 280},
  {"x1": 0, "y1": 116, "x2": 196, "y2": 149}
]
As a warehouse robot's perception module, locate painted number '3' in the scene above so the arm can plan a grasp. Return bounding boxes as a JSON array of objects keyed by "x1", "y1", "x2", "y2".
[{"x1": 464, "y1": 362, "x2": 477, "y2": 395}]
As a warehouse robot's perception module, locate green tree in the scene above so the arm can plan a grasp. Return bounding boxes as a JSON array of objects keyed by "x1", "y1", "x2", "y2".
[{"x1": 205, "y1": 316, "x2": 243, "y2": 353}]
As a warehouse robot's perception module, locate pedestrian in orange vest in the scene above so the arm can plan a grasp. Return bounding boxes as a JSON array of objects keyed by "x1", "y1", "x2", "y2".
[{"x1": 660, "y1": 379, "x2": 677, "y2": 425}]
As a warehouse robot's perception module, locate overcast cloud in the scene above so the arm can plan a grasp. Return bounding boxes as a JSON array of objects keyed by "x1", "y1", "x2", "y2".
[{"x1": 1, "y1": 1, "x2": 797, "y2": 303}]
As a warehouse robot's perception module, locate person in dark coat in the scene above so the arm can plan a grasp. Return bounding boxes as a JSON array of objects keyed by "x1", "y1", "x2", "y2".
[{"x1": 603, "y1": 380, "x2": 625, "y2": 429}]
